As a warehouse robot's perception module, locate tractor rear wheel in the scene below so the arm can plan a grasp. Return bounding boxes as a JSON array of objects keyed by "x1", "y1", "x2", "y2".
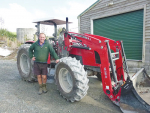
[
  {"x1": 17, "y1": 44, "x2": 36, "y2": 82},
  {"x1": 55, "y1": 57, "x2": 89, "y2": 102}
]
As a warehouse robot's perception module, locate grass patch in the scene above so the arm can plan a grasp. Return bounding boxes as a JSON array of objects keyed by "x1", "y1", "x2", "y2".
[{"x1": 0, "y1": 28, "x2": 21, "y2": 48}]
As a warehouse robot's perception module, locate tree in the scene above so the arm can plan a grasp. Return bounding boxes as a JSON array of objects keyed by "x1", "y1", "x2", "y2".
[{"x1": 57, "y1": 27, "x2": 63, "y2": 36}]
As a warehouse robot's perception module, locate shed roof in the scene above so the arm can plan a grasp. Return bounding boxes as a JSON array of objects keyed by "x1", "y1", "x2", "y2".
[{"x1": 77, "y1": 0, "x2": 101, "y2": 18}]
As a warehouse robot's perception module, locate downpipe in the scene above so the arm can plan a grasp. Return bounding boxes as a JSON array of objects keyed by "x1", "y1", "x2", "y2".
[{"x1": 131, "y1": 68, "x2": 144, "y2": 81}]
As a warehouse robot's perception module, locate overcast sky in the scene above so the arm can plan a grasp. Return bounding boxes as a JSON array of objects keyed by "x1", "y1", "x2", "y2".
[{"x1": 0, "y1": 0, "x2": 97, "y2": 36}]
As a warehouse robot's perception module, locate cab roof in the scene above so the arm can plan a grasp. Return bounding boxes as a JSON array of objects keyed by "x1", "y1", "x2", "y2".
[{"x1": 33, "y1": 18, "x2": 72, "y2": 25}]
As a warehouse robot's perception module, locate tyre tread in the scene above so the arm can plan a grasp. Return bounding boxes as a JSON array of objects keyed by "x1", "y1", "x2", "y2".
[{"x1": 55, "y1": 57, "x2": 89, "y2": 102}]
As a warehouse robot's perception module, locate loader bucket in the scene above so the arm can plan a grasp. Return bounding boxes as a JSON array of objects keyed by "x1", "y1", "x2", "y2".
[{"x1": 119, "y1": 68, "x2": 150, "y2": 113}]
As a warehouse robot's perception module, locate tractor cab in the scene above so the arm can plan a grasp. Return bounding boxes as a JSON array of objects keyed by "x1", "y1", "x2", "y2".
[
  {"x1": 33, "y1": 18, "x2": 71, "y2": 40},
  {"x1": 24, "y1": 18, "x2": 71, "y2": 44}
]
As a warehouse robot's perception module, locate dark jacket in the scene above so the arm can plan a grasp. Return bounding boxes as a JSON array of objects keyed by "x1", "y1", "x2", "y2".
[{"x1": 29, "y1": 40, "x2": 59, "y2": 63}]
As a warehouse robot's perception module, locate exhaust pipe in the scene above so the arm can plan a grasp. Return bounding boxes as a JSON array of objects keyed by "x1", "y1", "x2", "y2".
[{"x1": 66, "y1": 17, "x2": 68, "y2": 32}]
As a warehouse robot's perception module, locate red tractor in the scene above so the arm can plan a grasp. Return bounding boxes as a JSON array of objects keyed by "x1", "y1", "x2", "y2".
[{"x1": 17, "y1": 18, "x2": 150, "y2": 113}]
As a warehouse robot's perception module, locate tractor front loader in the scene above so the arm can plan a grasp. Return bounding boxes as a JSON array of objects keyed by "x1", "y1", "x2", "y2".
[{"x1": 17, "y1": 17, "x2": 150, "y2": 113}]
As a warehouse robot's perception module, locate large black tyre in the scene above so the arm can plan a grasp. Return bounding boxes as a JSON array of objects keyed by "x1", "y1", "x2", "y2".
[
  {"x1": 96, "y1": 72, "x2": 113, "y2": 81},
  {"x1": 96, "y1": 72, "x2": 102, "y2": 81},
  {"x1": 55, "y1": 57, "x2": 89, "y2": 102},
  {"x1": 17, "y1": 44, "x2": 36, "y2": 82}
]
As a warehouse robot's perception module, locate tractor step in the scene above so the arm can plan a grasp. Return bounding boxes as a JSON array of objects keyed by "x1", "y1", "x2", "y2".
[
  {"x1": 112, "y1": 57, "x2": 119, "y2": 61},
  {"x1": 106, "y1": 41, "x2": 118, "y2": 83},
  {"x1": 111, "y1": 52, "x2": 119, "y2": 55},
  {"x1": 111, "y1": 52, "x2": 119, "y2": 61}
]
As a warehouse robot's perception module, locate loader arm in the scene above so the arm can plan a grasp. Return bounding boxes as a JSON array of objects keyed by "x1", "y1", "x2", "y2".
[
  {"x1": 63, "y1": 32, "x2": 150, "y2": 113},
  {"x1": 63, "y1": 32, "x2": 125, "y2": 101}
]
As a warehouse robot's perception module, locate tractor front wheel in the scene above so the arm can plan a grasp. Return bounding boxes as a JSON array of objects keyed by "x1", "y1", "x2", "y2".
[
  {"x1": 55, "y1": 57, "x2": 89, "y2": 102},
  {"x1": 96, "y1": 72, "x2": 102, "y2": 81}
]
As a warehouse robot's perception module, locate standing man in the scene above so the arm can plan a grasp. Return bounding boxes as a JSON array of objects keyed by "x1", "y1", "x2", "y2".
[{"x1": 29, "y1": 33, "x2": 59, "y2": 95}]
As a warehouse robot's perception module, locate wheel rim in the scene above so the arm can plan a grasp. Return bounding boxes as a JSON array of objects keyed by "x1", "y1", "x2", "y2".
[
  {"x1": 20, "y1": 53, "x2": 30, "y2": 76},
  {"x1": 59, "y1": 68, "x2": 73, "y2": 93}
]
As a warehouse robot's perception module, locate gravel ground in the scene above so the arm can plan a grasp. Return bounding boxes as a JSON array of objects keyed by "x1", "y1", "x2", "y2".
[{"x1": 0, "y1": 60, "x2": 121, "y2": 113}]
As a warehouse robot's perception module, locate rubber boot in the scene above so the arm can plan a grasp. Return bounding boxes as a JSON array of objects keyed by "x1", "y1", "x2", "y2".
[
  {"x1": 38, "y1": 84, "x2": 43, "y2": 95},
  {"x1": 42, "y1": 84, "x2": 47, "y2": 93}
]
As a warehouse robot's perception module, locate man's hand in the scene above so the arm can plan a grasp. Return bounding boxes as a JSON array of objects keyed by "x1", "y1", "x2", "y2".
[
  {"x1": 55, "y1": 59, "x2": 59, "y2": 63},
  {"x1": 32, "y1": 57, "x2": 36, "y2": 61}
]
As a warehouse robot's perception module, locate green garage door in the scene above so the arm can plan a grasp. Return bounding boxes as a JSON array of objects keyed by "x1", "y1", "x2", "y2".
[{"x1": 93, "y1": 9, "x2": 143, "y2": 60}]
